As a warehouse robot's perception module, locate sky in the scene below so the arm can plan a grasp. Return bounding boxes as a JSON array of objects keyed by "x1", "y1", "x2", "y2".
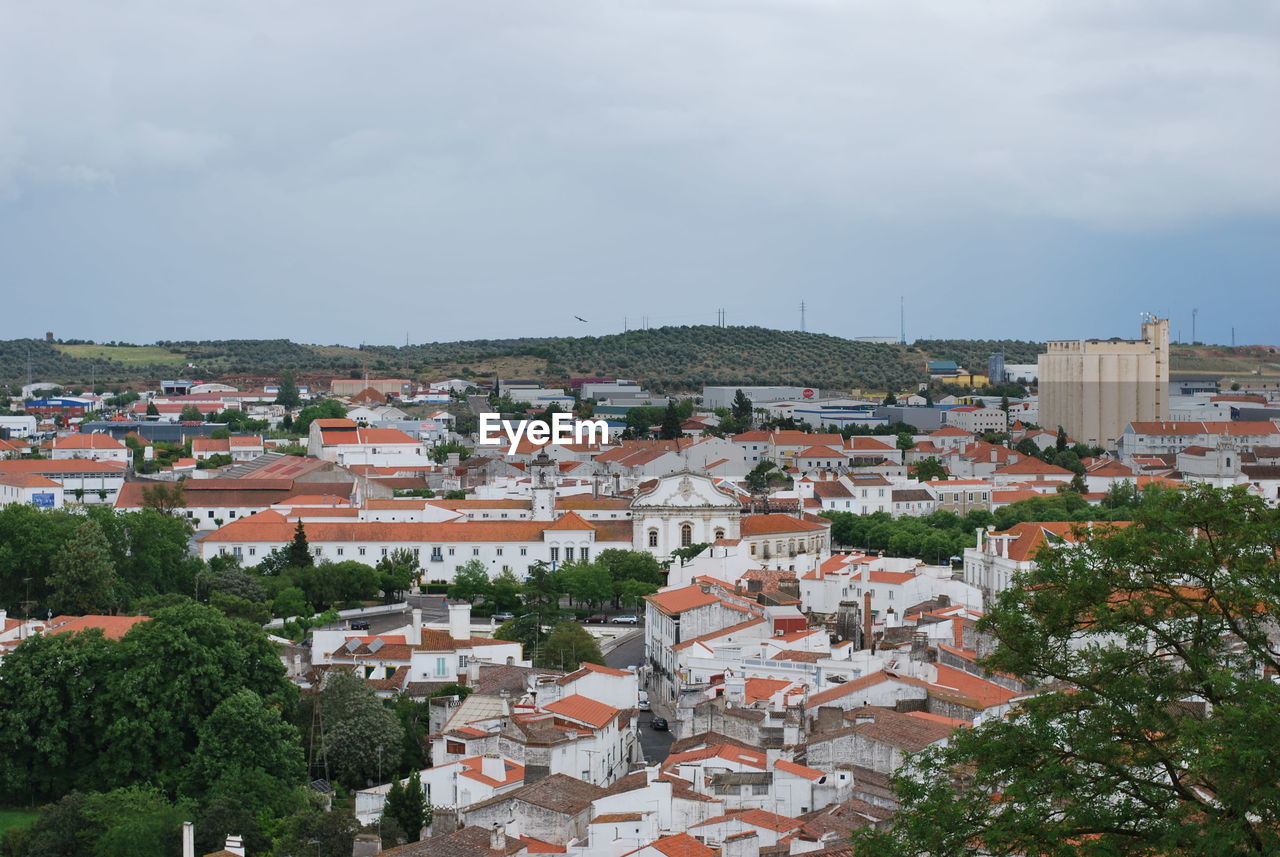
[{"x1": 1, "y1": 1, "x2": 1277, "y2": 347}]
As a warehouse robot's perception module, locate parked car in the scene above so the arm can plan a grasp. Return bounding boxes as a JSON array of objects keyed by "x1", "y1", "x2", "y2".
[
  {"x1": 638, "y1": 691, "x2": 650, "y2": 711},
  {"x1": 611, "y1": 615, "x2": 639, "y2": 625},
  {"x1": 349, "y1": 620, "x2": 370, "y2": 631},
  {"x1": 585, "y1": 614, "x2": 608, "y2": 624},
  {"x1": 493, "y1": 612, "x2": 515, "y2": 622},
  {"x1": 649, "y1": 717, "x2": 668, "y2": 731}
]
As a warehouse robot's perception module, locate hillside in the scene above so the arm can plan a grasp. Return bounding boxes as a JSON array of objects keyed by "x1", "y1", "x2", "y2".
[{"x1": 0, "y1": 327, "x2": 1059, "y2": 394}]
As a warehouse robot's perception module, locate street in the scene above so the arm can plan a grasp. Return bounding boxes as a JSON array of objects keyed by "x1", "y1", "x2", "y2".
[{"x1": 605, "y1": 628, "x2": 674, "y2": 764}]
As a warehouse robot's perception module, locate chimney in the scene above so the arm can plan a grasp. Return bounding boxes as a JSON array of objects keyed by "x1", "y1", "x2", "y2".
[
  {"x1": 722, "y1": 830, "x2": 760, "y2": 857},
  {"x1": 409, "y1": 607, "x2": 423, "y2": 645},
  {"x1": 182, "y1": 822, "x2": 195, "y2": 857},
  {"x1": 447, "y1": 602, "x2": 471, "y2": 641},
  {"x1": 481, "y1": 753, "x2": 505, "y2": 781},
  {"x1": 862, "y1": 592, "x2": 873, "y2": 650},
  {"x1": 953, "y1": 617, "x2": 965, "y2": 650},
  {"x1": 224, "y1": 835, "x2": 246, "y2": 857},
  {"x1": 490, "y1": 823, "x2": 507, "y2": 851}
]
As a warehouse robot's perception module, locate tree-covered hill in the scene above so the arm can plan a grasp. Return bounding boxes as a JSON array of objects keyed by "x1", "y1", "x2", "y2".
[{"x1": 1, "y1": 328, "x2": 1054, "y2": 393}]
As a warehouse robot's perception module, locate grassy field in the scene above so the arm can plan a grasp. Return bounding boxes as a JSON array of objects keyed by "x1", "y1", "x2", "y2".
[
  {"x1": 54, "y1": 343, "x2": 187, "y2": 367},
  {"x1": 0, "y1": 808, "x2": 38, "y2": 834}
]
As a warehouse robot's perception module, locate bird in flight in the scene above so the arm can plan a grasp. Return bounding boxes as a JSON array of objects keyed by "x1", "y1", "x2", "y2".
[{"x1": 574, "y1": 316, "x2": 588, "y2": 323}]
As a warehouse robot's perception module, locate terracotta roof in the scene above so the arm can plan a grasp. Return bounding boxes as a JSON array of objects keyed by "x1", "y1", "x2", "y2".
[
  {"x1": 743, "y1": 677, "x2": 793, "y2": 704},
  {"x1": 994, "y1": 458, "x2": 1073, "y2": 476},
  {"x1": 645, "y1": 585, "x2": 722, "y2": 616},
  {"x1": 542, "y1": 694, "x2": 620, "y2": 728},
  {"x1": 593, "y1": 812, "x2": 649, "y2": 823},
  {"x1": 459, "y1": 755, "x2": 525, "y2": 787},
  {"x1": 665, "y1": 743, "x2": 766, "y2": 771},
  {"x1": 804, "y1": 670, "x2": 930, "y2": 710},
  {"x1": 0, "y1": 473, "x2": 62, "y2": 488},
  {"x1": 47, "y1": 614, "x2": 149, "y2": 640},
  {"x1": 53, "y1": 433, "x2": 125, "y2": 450},
  {"x1": 556, "y1": 662, "x2": 632, "y2": 684},
  {"x1": 544, "y1": 511, "x2": 595, "y2": 531},
  {"x1": 466, "y1": 772, "x2": 604, "y2": 816},
  {"x1": 1128, "y1": 420, "x2": 1280, "y2": 437},
  {"x1": 740, "y1": 514, "x2": 827, "y2": 536},
  {"x1": 622, "y1": 833, "x2": 715, "y2": 857},
  {"x1": 693, "y1": 808, "x2": 803, "y2": 833},
  {"x1": 198, "y1": 511, "x2": 562, "y2": 544}
]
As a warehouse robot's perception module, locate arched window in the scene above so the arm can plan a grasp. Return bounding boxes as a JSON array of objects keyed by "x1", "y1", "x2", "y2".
[
  {"x1": 714, "y1": 528, "x2": 725, "y2": 541},
  {"x1": 681, "y1": 523, "x2": 693, "y2": 547},
  {"x1": 648, "y1": 529, "x2": 659, "y2": 548}
]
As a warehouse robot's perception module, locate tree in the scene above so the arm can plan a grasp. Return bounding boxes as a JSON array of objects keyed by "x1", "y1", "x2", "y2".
[
  {"x1": 489, "y1": 567, "x2": 523, "y2": 611},
  {"x1": 184, "y1": 688, "x2": 306, "y2": 814},
  {"x1": 731, "y1": 389, "x2": 754, "y2": 425},
  {"x1": 659, "y1": 400, "x2": 683, "y2": 440},
  {"x1": 145, "y1": 401, "x2": 160, "y2": 416},
  {"x1": 896, "y1": 431, "x2": 915, "y2": 451},
  {"x1": 286, "y1": 520, "x2": 313, "y2": 568},
  {"x1": 560, "y1": 560, "x2": 614, "y2": 608},
  {"x1": 619, "y1": 579, "x2": 658, "y2": 608},
  {"x1": 275, "y1": 370, "x2": 301, "y2": 409},
  {"x1": 315, "y1": 669, "x2": 404, "y2": 789},
  {"x1": 272, "y1": 586, "x2": 309, "y2": 618},
  {"x1": 855, "y1": 486, "x2": 1280, "y2": 857},
  {"x1": 178, "y1": 404, "x2": 203, "y2": 422},
  {"x1": 670, "y1": 543, "x2": 709, "y2": 563},
  {"x1": 384, "y1": 771, "x2": 432, "y2": 843},
  {"x1": 292, "y1": 399, "x2": 346, "y2": 436},
  {"x1": 1055, "y1": 424, "x2": 1068, "y2": 451},
  {"x1": 883, "y1": 391, "x2": 898, "y2": 405},
  {"x1": 447, "y1": 559, "x2": 492, "y2": 603},
  {"x1": 913, "y1": 458, "x2": 947, "y2": 482},
  {"x1": 377, "y1": 548, "x2": 418, "y2": 600},
  {"x1": 47, "y1": 518, "x2": 120, "y2": 615},
  {"x1": 140, "y1": 481, "x2": 186, "y2": 516},
  {"x1": 538, "y1": 620, "x2": 605, "y2": 670}
]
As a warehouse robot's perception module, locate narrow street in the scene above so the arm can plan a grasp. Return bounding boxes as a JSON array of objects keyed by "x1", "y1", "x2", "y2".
[{"x1": 605, "y1": 628, "x2": 674, "y2": 764}]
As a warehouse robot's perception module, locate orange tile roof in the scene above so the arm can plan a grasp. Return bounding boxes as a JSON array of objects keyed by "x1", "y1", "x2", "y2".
[
  {"x1": 544, "y1": 511, "x2": 595, "y2": 531},
  {"x1": 994, "y1": 458, "x2": 1073, "y2": 476},
  {"x1": 54, "y1": 433, "x2": 124, "y2": 450},
  {"x1": 693, "y1": 808, "x2": 803, "y2": 832},
  {"x1": 1128, "y1": 420, "x2": 1280, "y2": 437},
  {"x1": 645, "y1": 585, "x2": 722, "y2": 616},
  {"x1": 773, "y1": 759, "x2": 826, "y2": 781},
  {"x1": 198, "y1": 511, "x2": 579, "y2": 544},
  {"x1": 632, "y1": 833, "x2": 715, "y2": 857},
  {"x1": 459, "y1": 755, "x2": 525, "y2": 787},
  {"x1": 740, "y1": 514, "x2": 827, "y2": 536},
  {"x1": 0, "y1": 473, "x2": 61, "y2": 488},
  {"x1": 542, "y1": 694, "x2": 621, "y2": 728},
  {"x1": 743, "y1": 677, "x2": 792, "y2": 704},
  {"x1": 931, "y1": 664, "x2": 1019, "y2": 707},
  {"x1": 47, "y1": 614, "x2": 149, "y2": 640},
  {"x1": 665, "y1": 743, "x2": 766, "y2": 770}
]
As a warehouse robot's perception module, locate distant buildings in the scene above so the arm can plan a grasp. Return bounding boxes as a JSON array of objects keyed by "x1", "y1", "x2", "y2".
[{"x1": 1038, "y1": 317, "x2": 1169, "y2": 448}]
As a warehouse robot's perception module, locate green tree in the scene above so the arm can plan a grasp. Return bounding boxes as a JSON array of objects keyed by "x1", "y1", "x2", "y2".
[
  {"x1": 659, "y1": 400, "x2": 683, "y2": 440},
  {"x1": 145, "y1": 401, "x2": 160, "y2": 416},
  {"x1": 560, "y1": 559, "x2": 614, "y2": 608},
  {"x1": 376, "y1": 548, "x2": 418, "y2": 601},
  {"x1": 384, "y1": 771, "x2": 432, "y2": 843},
  {"x1": 293, "y1": 399, "x2": 346, "y2": 436},
  {"x1": 275, "y1": 370, "x2": 301, "y2": 409},
  {"x1": 209, "y1": 427, "x2": 231, "y2": 440},
  {"x1": 538, "y1": 620, "x2": 605, "y2": 670},
  {"x1": 913, "y1": 457, "x2": 947, "y2": 482},
  {"x1": 883, "y1": 391, "x2": 898, "y2": 405},
  {"x1": 178, "y1": 404, "x2": 203, "y2": 422},
  {"x1": 731, "y1": 388, "x2": 754, "y2": 425},
  {"x1": 489, "y1": 567, "x2": 523, "y2": 611},
  {"x1": 670, "y1": 543, "x2": 709, "y2": 562},
  {"x1": 1055, "y1": 424, "x2": 1068, "y2": 451},
  {"x1": 272, "y1": 586, "x2": 309, "y2": 618},
  {"x1": 619, "y1": 579, "x2": 658, "y2": 608},
  {"x1": 315, "y1": 670, "x2": 404, "y2": 789},
  {"x1": 447, "y1": 558, "x2": 492, "y2": 603},
  {"x1": 184, "y1": 688, "x2": 305, "y2": 813},
  {"x1": 855, "y1": 486, "x2": 1280, "y2": 857},
  {"x1": 896, "y1": 431, "x2": 916, "y2": 451},
  {"x1": 286, "y1": 520, "x2": 314, "y2": 568},
  {"x1": 47, "y1": 518, "x2": 120, "y2": 615}
]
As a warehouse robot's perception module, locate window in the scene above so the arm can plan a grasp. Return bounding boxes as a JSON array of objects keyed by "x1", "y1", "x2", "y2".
[
  {"x1": 580, "y1": 548, "x2": 588, "y2": 561},
  {"x1": 336, "y1": 547, "x2": 343, "y2": 556},
  {"x1": 381, "y1": 547, "x2": 388, "y2": 556},
  {"x1": 681, "y1": 524, "x2": 693, "y2": 547},
  {"x1": 520, "y1": 547, "x2": 527, "y2": 556},
  {"x1": 482, "y1": 513, "x2": 489, "y2": 518},
  {"x1": 564, "y1": 547, "x2": 574, "y2": 561},
  {"x1": 232, "y1": 546, "x2": 242, "y2": 557},
  {"x1": 249, "y1": 547, "x2": 256, "y2": 556},
  {"x1": 229, "y1": 511, "x2": 236, "y2": 518},
  {"x1": 435, "y1": 657, "x2": 447, "y2": 676},
  {"x1": 446, "y1": 740, "x2": 464, "y2": 754},
  {"x1": 448, "y1": 547, "x2": 455, "y2": 556},
  {"x1": 550, "y1": 547, "x2": 560, "y2": 562},
  {"x1": 472, "y1": 547, "x2": 480, "y2": 556},
  {"x1": 359, "y1": 547, "x2": 367, "y2": 556},
  {"x1": 313, "y1": 547, "x2": 322, "y2": 556},
  {"x1": 648, "y1": 530, "x2": 659, "y2": 548},
  {"x1": 496, "y1": 548, "x2": 503, "y2": 556},
  {"x1": 208, "y1": 510, "x2": 215, "y2": 518},
  {"x1": 714, "y1": 528, "x2": 725, "y2": 540}
]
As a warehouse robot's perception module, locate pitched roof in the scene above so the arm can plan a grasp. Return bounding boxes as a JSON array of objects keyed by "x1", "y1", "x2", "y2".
[
  {"x1": 543, "y1": 511, "x2": 595, "y2": 531},
  {"x1": 1128, "y1": 420, "x2": 1280, "y2": 437},
  {"x1": 47, "y1": 614, "x2": 149, "y2": 640},
  {"x1": 994, "y1": 458, "x2": 1073, "y2": 476},
  {"x1": 692, "y1": 808, "x2": 804, "y2": 833},
  {"x1": 52, "y1": 433, "x2": 125, "y2": 450},
  {"x1": 645, "y1": 585, "x2": 721, "y2": 616},
  {"x1": 740, "y1": 514, "x2": 827, "y2": 536},
  {"x1": 622, "y1": 833, "x2": 715, "y2": 857},
  {"x1": 466, "y1": 772, "x2": 604, "y2": 815},
  {"x1": 542, "y1": 694, "x2": 620, "y2": 728}
]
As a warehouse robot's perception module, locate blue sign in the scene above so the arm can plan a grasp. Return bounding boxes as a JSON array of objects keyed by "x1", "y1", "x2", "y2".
[{"x1": 31, "y1": 493, "x2": 55, "y2": 509}]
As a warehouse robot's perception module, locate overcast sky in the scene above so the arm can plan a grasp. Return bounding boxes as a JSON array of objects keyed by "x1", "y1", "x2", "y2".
[{"x1": 2, "y1": 1, "x2": 1277, "y2": 347}]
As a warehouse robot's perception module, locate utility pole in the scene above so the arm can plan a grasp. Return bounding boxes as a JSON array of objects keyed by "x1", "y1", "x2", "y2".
[
  {"x1": 1232, "y1": 327, "x2": 1236, "y2": 347},
  {"x1": 899, "y1": 296, "x2": 906, "y2": 345},
  {"x1": 800, "y1": 301, "x2": 806, "y2": 333},
  {"x1": 1192, "y1": 308, "x2": 1198, "y2": 344}
]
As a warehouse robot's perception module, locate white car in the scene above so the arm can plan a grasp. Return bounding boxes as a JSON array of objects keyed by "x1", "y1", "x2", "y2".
[{"x1": 610, "y1": 615, "x2": 639, "y2": 624}]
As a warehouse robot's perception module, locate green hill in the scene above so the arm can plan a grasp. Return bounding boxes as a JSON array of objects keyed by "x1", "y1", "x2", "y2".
[{"x1": 0, "y1": 328, "x2": 1052, "y2": 394}]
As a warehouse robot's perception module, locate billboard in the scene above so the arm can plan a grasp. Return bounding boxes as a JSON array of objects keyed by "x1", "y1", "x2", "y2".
[{"x1": 31, "y1": 493, "x2": 55, "y2": 509}]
